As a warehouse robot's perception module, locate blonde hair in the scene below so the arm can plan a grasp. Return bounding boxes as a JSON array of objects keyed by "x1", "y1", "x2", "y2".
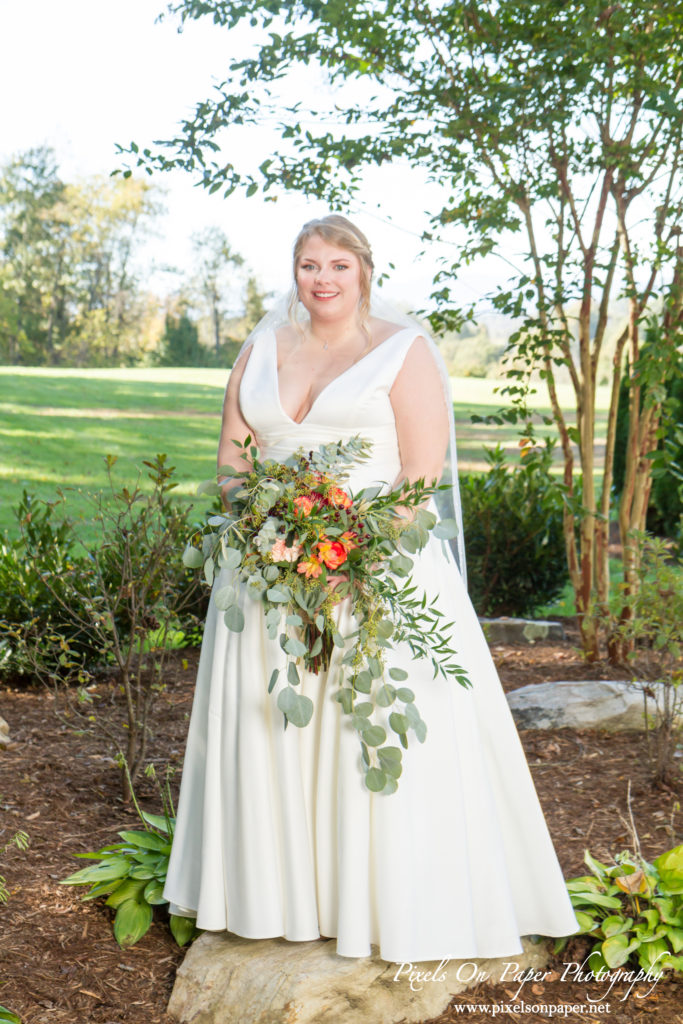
[{"x1": 288, "y1": 214, "x2": 374, "y2": 331}]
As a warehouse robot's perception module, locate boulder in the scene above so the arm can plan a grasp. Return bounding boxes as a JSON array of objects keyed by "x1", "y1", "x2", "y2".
[
  {"x1": 507, "y1": 679, "x2": 681, "y2": 732},
  {"x1": 167, "y1": 932, "x2": 551, "y2": 1024},
  {"x1": 480, "y1": 618, "x2": 566, "y2": 644},
  {"x1": 0, "y1": 715, "x2": 10, "y2": 747}
]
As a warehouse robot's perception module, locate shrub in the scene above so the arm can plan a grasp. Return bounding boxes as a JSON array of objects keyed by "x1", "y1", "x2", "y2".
[
  {"x1": 608, "y1": 533, "x2": 683, "y2": 786},
  {"x1": 0, "y1": 456, "x2": 208, "y2": 800},
  {"x1": 460, "y1": 443, "x2": 569, "y2": 617},
  {"x1": 555, "y1": 843, "x2": 683, "y2": 976}
]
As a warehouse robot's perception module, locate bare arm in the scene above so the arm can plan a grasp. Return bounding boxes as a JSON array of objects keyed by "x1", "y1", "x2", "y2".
[
  {"x1": 389, "y1": 336, "x2": 450, "y2": 507},
  {"x1": 217, "y1": 345, "x2": 255, "y2": 508}
]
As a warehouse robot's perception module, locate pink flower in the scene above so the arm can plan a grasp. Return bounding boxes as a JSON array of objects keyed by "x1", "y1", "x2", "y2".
[{"x1": 270, "y1": 537, "x2": 302, "y2": 563}]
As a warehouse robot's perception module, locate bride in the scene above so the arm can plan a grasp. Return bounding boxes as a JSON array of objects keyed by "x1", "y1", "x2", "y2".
[{"x1": 163, "y1": 214, "x2": 579, "y2": 962}]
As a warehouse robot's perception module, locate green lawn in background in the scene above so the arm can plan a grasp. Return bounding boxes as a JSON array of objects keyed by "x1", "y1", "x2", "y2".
[{"x1": 0, "y1": 367, "x2": 610, "y2": 539}]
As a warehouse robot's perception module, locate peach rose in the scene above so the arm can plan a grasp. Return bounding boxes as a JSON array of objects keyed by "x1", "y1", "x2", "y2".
[
  {"x1": 327, "y1": 486, "x2": 352, "y2": 509},
  {"x1": 293, "y1": 494, "x2": 316, "y2": 516},
  {"x1": 316, "y1": 539, "x2": 348, "y2": 570}
]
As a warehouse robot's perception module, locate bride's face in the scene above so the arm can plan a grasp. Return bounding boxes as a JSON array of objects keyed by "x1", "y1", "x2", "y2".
[{"x1": 295, "y1": 235, "x2": 362, "y2": 321}]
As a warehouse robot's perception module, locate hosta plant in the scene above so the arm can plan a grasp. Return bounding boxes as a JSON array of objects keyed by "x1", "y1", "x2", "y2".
[
  {"x1": 61, "y1": 766, "x2": 198, "y2": 949},
  {"x1": 555, "y1": 843, "x2": 683, "y2": 976}
]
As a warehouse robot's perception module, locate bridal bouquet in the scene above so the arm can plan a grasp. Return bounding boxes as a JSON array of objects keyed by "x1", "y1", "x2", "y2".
[{"x1": 183, "y1": 435, "x2": 470, "y2": 794}]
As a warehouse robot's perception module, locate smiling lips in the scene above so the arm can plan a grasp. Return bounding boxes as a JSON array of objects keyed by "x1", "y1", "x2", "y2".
[{"x1": 313, "y1": 290, "x2": 339, "y2": 300}]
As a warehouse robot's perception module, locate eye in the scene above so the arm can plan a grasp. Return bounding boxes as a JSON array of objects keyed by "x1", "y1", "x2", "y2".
[
  {"x1": 334, "y1": 264, "x2": 350, "y2": 271},
  {"x1": 300, "y1": 262, "x2": 316, "y2": 271}
]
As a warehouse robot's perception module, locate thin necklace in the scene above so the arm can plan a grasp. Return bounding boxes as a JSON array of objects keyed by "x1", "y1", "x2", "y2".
[{"x1": 307, "y1": 323, "x2": 361, "y2": 352}]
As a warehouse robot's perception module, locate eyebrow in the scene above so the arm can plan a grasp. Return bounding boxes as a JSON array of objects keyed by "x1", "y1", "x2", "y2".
[{"x1": 298, "y1": 255, "x2": 353, "y2": 264}]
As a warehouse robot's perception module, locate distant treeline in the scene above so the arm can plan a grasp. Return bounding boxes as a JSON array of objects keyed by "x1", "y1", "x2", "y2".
[{"x1": 0, "y1": 147, "x2": 267, "y2": 367}]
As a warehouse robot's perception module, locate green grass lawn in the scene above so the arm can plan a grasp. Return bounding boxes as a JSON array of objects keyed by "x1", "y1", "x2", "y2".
[{"x1": 0, "y1": 367, "x2": 610, "y2": 539}]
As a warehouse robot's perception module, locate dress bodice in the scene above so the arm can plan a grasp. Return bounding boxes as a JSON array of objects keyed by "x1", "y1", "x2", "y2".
[{"x1": 238, "y1": 326, "x2": 423, "y2": 494}]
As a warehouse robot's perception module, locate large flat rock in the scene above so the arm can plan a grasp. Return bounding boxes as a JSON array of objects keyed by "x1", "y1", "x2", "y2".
[
  {"x1": 507, "y1": 679, "x2": 680, "y2": 731},
  {"x1": 167, "y1": 932, "x2": 551, "y2": 1024}
]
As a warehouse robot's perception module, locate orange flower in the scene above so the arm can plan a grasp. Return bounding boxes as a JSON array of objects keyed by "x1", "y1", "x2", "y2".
[
  {"x1": 293, "y1": 494, "x2": 316, "y2": 516},
  {"x1": 327, "y1": 486, "x2": 352, "y2": 509},
  {"x1": 340, "y1": 530, "x2": 359, "y2": 551},
  {"x1": 297, "y1": 556, "x2": 323, "y2": 579},
  {"x1": 317, "y1": 539, "x2": 348, "y2": 570}
]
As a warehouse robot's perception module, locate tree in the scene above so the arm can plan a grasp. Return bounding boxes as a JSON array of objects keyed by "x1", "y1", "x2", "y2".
[
  {"x1": 124, "y1": 0, "x2": 683, "y2": 659},
  {"x1": 191, "y1": 225, "x2": 244, "y2": 356},
  {"x1": 157, "y1": 306, "x2": 204, "y2": 365},
  {"x1": 0, "y1": 149, "x2": 163, "y2": 365},
  {"x1": 0, "y1": 146, "x2": 67, "y2": 363}
]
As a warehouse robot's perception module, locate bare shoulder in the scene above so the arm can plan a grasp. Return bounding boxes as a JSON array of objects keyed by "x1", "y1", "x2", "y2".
[
  {"x1": 225, "y1": 341, "x2": 255, "y2": 397},
  {"x1": 391, "y1": 335, "x2": 442, "y2": 397},
  {"x1": 368, "y1": 316, "x2": 410, "y2": 345}
]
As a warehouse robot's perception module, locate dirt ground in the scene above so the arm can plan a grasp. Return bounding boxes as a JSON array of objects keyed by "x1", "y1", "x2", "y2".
[{"x1": 1, "y1": 623, "x2": 682, "y2": 1024}]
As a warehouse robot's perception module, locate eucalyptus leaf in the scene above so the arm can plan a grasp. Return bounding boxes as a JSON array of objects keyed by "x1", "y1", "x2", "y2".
[
  {"x1": 388, "y1": 667, "x2": 409, "y2": 681},
  {"x1": 365, "y1": 768, "x2": 387, "y2": 792},
  {"x1": 224, "y1": 605, "x2": 245, "y2": 632},
  {"x1": 182, "y1": 545, "x2": 204, "y2": 569},
  {"x1": 214, "y1": 585, "x2": 237, "y2": 610},
  {"x1": 277, "y1": 686, "x2": 314, "y2": 727},
  {"x1": 268, "y1": 668, "x2": 279, "y2": 693},
  {"x1": 433, "y1": 518, "x2": 459, "y2": 539},
  {"x1": 287, "y1": 661, "x2": 300, "y2": 687},
  {"x1": 222, "y1": 547, "x2": 242, "y2": 570}
]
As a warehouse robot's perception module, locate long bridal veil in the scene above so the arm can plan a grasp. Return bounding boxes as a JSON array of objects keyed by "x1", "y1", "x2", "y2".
[{"x1": 231, "y1": 287, "x2": 467, "y2": 582}]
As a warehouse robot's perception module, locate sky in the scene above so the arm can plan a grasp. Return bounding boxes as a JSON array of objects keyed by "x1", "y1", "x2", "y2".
[{"x1": 0, "y1": 0, "x2": 509, "y2": 316}]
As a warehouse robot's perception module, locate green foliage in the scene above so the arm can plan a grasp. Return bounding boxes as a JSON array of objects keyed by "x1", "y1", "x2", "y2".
[
  {"x1": 0, "y1": 457, "x2": 208, "y2": 799},
  {"x1": 0, "y1": 146, "x2": 162, "y2": 366},
  {"x1": 555, "y1": 844, "x2": 683, "y2": 976},
  {"x1": 61, "y1": 764, "x2": 199, "y2": 949},
  {"x1": 0, "y1": 1006, "x2": 22, "y2": 1024},
  {"x1": 460, "y1": 444, "x2": 569, "y2": 618},
  {"x1": 0, "y1": 492, "x2": 100, "y2": 683},
  {"x1": 613, "y1": 336, "x2": 683, "y2": 545},
  {"x1": 609, "y1": 534, "x2": 683, "y2": 786},
  {"x1": 156, "y1": 310, "x2": 204, "y2": 366}
]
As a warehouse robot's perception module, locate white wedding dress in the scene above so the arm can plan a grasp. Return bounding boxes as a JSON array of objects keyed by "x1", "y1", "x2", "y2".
[{"x1": 164, "y1": 325, "x2": 579, "y2": 962}]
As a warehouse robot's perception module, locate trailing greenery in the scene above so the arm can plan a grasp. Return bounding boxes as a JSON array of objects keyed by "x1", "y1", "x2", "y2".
[
  {"x1": 460, "y1": 443, "x2": 569, "y2": 618},
  {"x1": 61, "y1": 764, "x2": 198, "y2": 949},
  {"x1": 556, "y1": 844, "x2": 683, "y2": 975}
]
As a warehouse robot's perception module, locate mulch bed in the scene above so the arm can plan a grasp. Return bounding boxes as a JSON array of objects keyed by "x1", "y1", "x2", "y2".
[{"x1": 1, "y1": 622, "x2": 682, "y2": 1024}]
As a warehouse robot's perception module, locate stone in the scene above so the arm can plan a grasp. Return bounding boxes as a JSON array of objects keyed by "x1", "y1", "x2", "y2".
[
  {"x1": 167, "y1": 932, "x2": 551, "y2": 1024},
  {"x1": 479, "y1": 618, "x2": 566, "y2": 644},
  {"x1": 507, "y1": 679, "x2": 681, "y2": 732},
  {"x1": 0, "y1": 715, "x2": 10, "y2": 747}
]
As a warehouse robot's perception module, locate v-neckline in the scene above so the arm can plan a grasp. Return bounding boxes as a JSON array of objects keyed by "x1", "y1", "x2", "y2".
[{"x1": 270, "y1": 326, "x2": 416, "y2": 426}]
